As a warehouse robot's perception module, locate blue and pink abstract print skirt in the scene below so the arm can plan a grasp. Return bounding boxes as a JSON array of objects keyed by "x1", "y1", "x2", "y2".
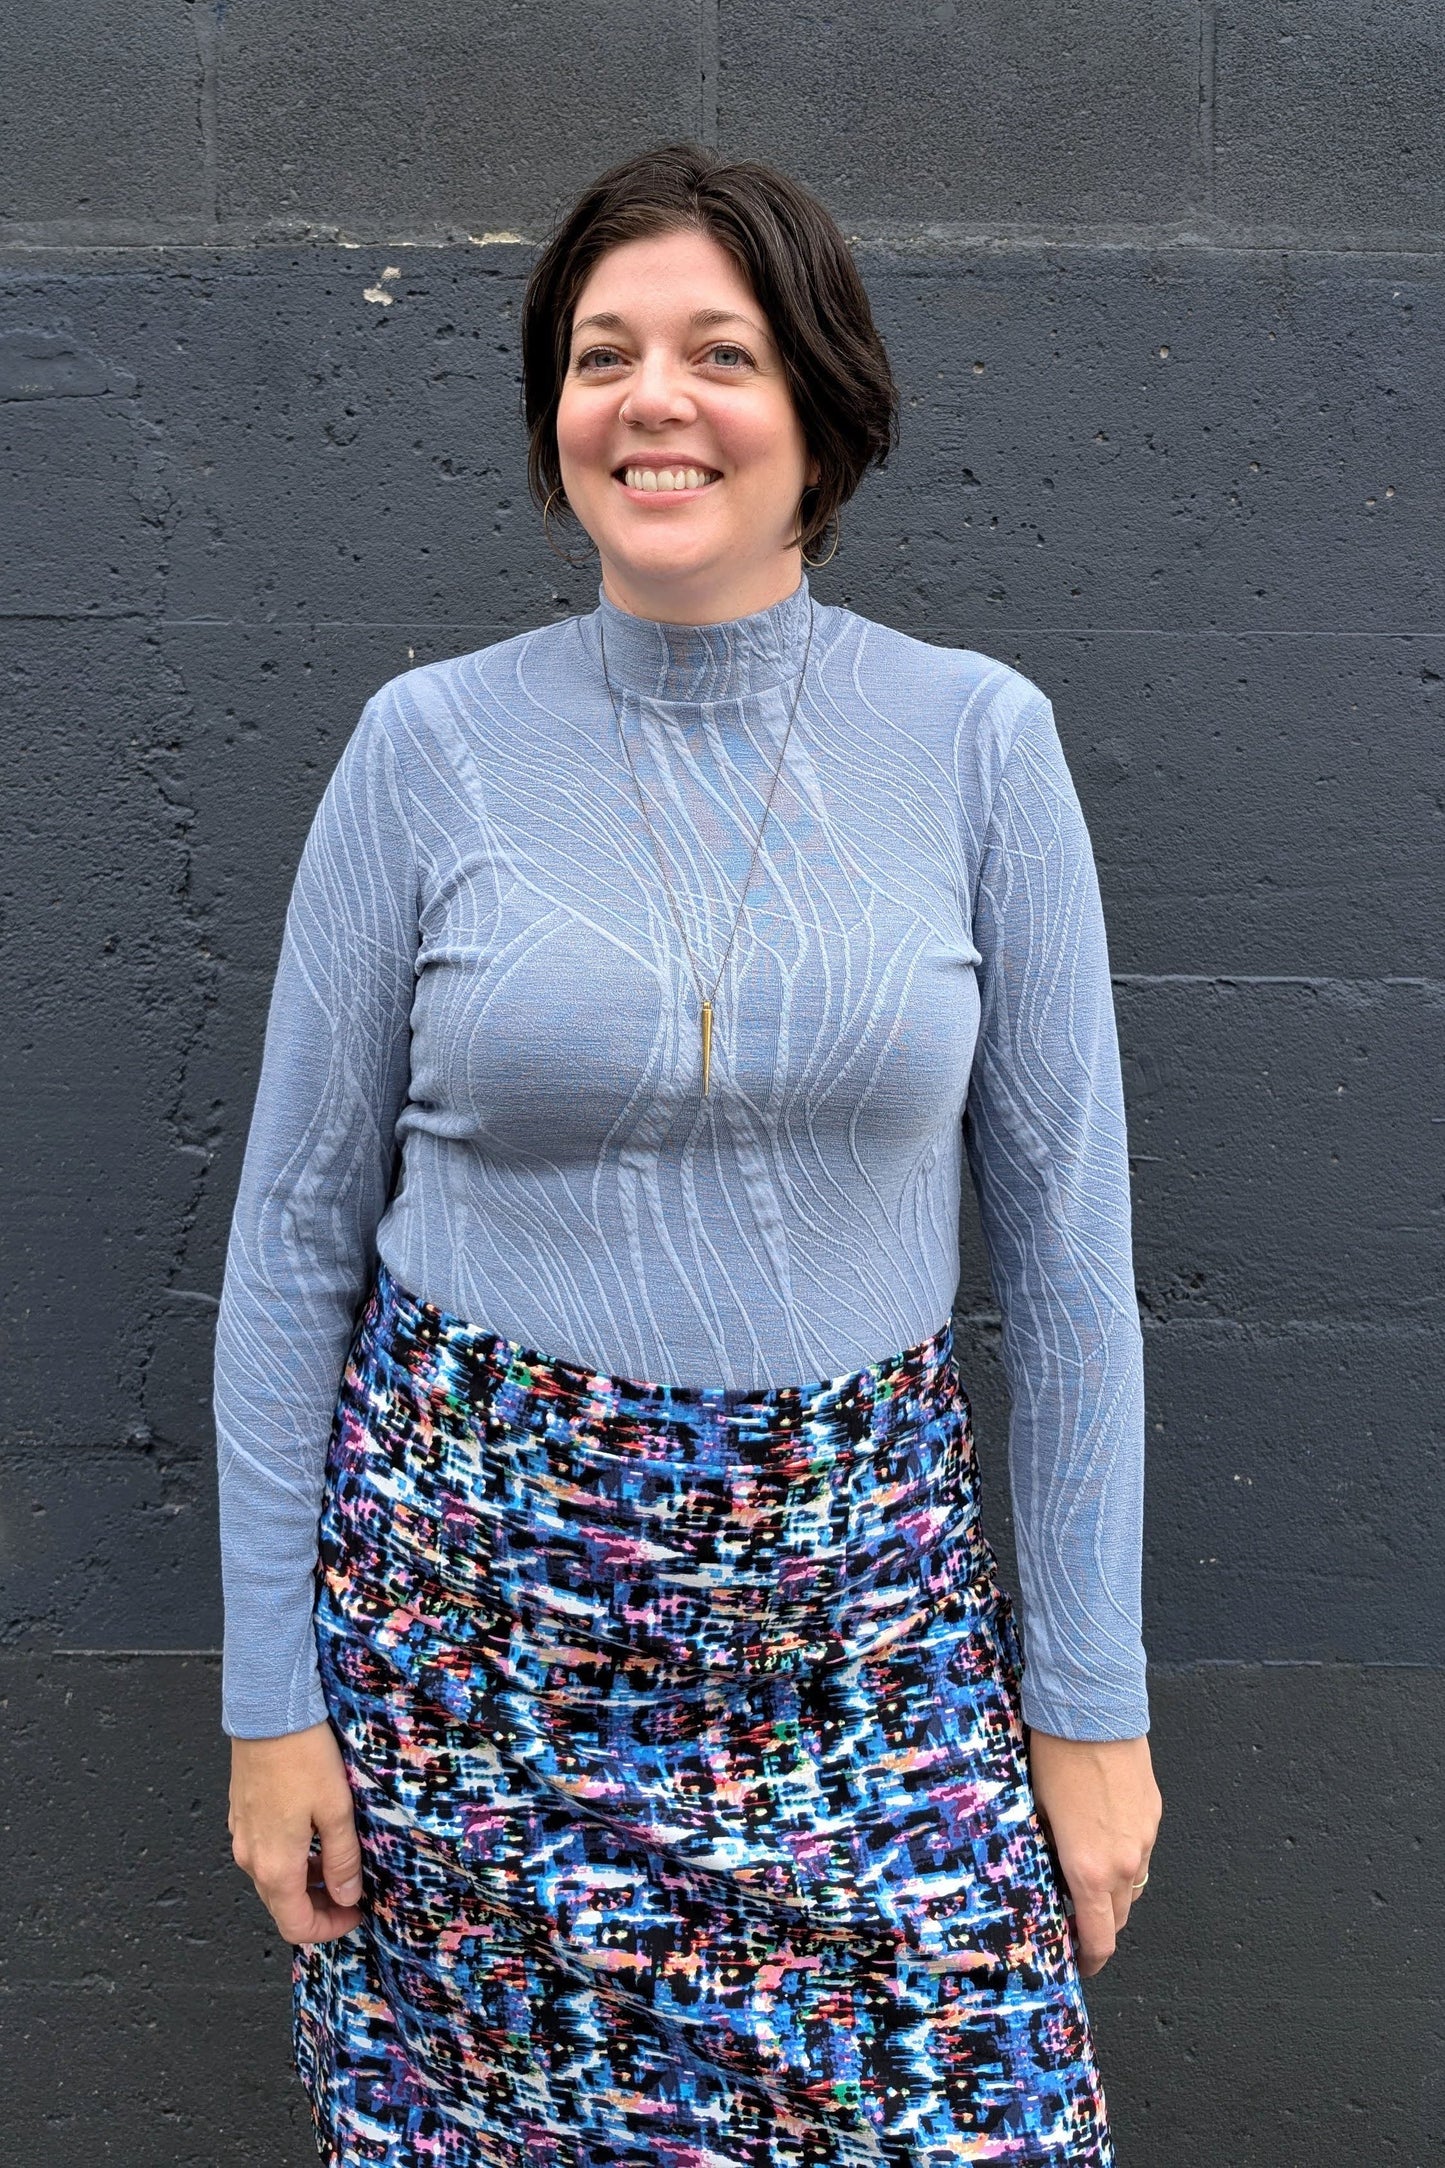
[{"x1": 293, "y1": 1258, "x2": 1114, "y2": 2167}]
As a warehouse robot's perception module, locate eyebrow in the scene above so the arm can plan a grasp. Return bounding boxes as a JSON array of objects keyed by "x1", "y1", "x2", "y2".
[{"x1": 572, "y1": 308, "x2": 764, "y2": 337}]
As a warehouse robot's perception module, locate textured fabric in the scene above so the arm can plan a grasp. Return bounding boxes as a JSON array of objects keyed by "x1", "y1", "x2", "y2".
[
  {"x1": 292, "y1": 1257, "x2": 1115, "y2": 2167},
  {"x1": 213, "y1": 572, "x2": 1147, "y2": 1743}
]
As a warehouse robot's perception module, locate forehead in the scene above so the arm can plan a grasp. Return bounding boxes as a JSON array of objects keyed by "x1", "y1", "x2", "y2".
[{"x1": 571, "y1": 229, "x2": 768, "y2": 337}]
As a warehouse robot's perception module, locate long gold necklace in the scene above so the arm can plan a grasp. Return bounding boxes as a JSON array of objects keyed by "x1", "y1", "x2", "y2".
[{"x1": 597, "y1": 590, "x2": 815, "y2": 1096}]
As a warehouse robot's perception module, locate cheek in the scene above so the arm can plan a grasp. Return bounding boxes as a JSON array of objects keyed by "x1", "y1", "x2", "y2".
[
  {"x1": 554, "y1": 392, "x2": 612, "y2": 476},
  {"x1": 712, "y1": 399, "x2": 808, "y2": 488}
]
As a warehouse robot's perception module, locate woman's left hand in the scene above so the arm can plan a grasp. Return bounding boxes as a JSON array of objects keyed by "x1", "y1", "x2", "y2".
[{"x1": 1024, "y1": 1729, "x2": 1163, "y2": 1977}]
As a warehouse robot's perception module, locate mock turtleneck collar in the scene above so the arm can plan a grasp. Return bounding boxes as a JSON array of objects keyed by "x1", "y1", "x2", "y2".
[{"x1": 582, "y1": 574, "x2": 815, "y2": 704}]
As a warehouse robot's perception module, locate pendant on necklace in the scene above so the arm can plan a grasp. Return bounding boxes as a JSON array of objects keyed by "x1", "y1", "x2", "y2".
[{"x1": 700, "y1": 998, "x2": 713, "y2": 1096}]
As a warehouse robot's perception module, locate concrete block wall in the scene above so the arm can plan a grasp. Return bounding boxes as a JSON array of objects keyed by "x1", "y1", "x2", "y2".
[{"x1": 2, "y1": 5, "x2": 1440, "y2": 2160}]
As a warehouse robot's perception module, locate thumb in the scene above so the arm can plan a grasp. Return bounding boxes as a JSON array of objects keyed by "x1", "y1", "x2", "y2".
[{"x1": 317, "y1": 1804, "x2": 364, "y2": 1908}]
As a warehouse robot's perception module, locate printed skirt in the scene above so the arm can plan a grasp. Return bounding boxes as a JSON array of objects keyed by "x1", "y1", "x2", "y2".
[{"x1": 293, "y1": 1258, "x2": 1114, "y2": 2167}]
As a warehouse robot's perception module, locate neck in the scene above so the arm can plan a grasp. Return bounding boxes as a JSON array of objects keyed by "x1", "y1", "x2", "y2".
[
  {"x1": 583, "y1": 568, "x2": 815, "y2": 704},
  {"x1": 598, "y1": 550, "x2": 806, "y2": 628}
]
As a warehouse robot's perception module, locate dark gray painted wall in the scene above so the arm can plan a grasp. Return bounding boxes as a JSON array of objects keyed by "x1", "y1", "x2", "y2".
[{"x1": 2, "y1": 4, "x2": 1441, "y2": 2161}]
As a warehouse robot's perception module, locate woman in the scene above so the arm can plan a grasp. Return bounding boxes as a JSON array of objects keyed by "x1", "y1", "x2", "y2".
[{"x1": 219, "y1": 140, "x2": 1162, "y2": 2168}]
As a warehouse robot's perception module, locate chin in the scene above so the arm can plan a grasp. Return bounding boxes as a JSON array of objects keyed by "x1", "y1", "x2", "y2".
[{"x1": 605, "y1": 535, "x2": 727, "y2": 583}]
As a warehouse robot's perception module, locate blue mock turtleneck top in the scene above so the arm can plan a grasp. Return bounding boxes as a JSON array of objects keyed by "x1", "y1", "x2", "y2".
[{"x1": 213, "y1": 574, "x2": 1149, "y2": 1744}]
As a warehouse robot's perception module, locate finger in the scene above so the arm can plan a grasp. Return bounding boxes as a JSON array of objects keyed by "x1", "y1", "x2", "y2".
[
  {"x1": 317, "y1": 1805, "x2": 365, "y2": 1909},
  {"x1": 1068, "y1": 1890, "x2": 1118, "y2": 1978},
  {"x1": 290, "y1": 1833, "x2": 361, "y2": 1939},
  {"x1": 1119, "y1": 1852, "x2": 1152, "y2": 1920},
  {"x1": 278, "y1": 1892, "x2": 364, "y2": 1945},
  {"x1": 255, "y1": 1844, "x2": 359, "y2": 1947},
  {"x1": 1111, "y1": 1847, "x2": 1157, "y2": 1934},
  {"x1": 262, "y1": 1873, "x2": 364, "y2": 1946}
]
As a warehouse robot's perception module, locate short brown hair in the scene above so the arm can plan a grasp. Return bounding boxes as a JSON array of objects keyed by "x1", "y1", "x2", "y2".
[{"x1": 520, "y1": 141, "x2": 900, "y2": 561}]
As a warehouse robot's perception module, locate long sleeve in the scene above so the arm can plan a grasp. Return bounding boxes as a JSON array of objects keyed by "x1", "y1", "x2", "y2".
[
  {"x1": 962, "y1": 693, "x2": 1149, "y2": 1742},
  {"x1": 213, "y1": 692, "x2": 418, "y2": 1738}
]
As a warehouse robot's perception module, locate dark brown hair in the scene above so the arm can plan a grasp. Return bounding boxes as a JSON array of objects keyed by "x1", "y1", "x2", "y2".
[{"x1": 520, "y1": 141, "x2": 899, "y2": 561}]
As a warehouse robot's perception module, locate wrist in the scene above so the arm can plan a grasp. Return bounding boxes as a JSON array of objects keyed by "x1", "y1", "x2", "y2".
[
  {"x1": 1028, "y1": 1727, "x2": 1148, "y2": 1746},
  {"x1": 231, "y1": 1717, "x2": 333, "y2": 1756}
]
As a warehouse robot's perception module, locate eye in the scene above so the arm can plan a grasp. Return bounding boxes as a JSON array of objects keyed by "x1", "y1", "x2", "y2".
[{"x1": 573, "y1": 341, "x2": 756, "y2": 373}]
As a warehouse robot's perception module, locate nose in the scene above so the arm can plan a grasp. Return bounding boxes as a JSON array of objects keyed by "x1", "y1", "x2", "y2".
[{"x1": 619, "y1": 351, "x2": 697, "y2": 430}]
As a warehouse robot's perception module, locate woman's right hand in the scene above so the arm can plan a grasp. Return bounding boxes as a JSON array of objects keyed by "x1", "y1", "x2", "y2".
[{"x1": 228, "y1": 1717, "x2": 364, "y2": 1944}]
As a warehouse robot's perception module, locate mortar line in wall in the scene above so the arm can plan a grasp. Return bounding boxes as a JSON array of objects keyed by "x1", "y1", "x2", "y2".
[
  {"x1": 48, "y1": 1647, "x2": 222, "y2": 1657},
  {"x1": 6, "y1": 229, "x2": 1445, "y2": 261},
  {"x1": 5, "y1": 1981, "x2": 306, "y2": 1997},
  {"x1": 911, "y1": 627, "x2": 1445, "y2": 640},
  {"x1": 930, "y1": 627, "x2": 1445, "y2": 640},
  {"x1": 1113, "y1": 972, "x2": 1441, "y2": 988},
  {"x1": 1144, "y1": 1657, "x2": 1443, "y2": 1673},
  {"x1": 1197, "y1": 0, "x2": 1216, "y2": 221},
  {"x1": 124, "y1": 619, "x2": 1445, "y2": 640},
  {"x1": 191, "y1": 0, "x2": 220, "y2": 228},
  {"x1": 699, "y1": 0, "x2": 719, "y2": 147},
  {"x1": 8, "y1": 610, "x2": 1445, "y2": 643}
]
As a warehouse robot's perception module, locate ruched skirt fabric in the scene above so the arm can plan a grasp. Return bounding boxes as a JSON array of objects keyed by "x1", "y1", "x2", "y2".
[{"x1": 293, "y1": 1258, "x2": 1114, "y2": 2167}]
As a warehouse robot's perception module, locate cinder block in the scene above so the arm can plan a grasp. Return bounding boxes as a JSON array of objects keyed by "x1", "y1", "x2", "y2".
[
  {"x1": 1, "y1": 622, "x2": 212, "y2": 1444},
  {"x1": 0, "y1": 325, "x2": 159, "y2": 617},
  {"x1": 1112, "y1": 1661, "x2": 1444, "y2": 1989},
  {"x1": 1090, "y1": 1986, "x2": 1445, "y2": 2166},
  {"x1": 1139, "y1": 1319, "x2": 1443, "y2": 1663},
  {"x1": 0, "y1": 1448, "x2": 223, "y2": 1653},
  {"x1": 214, "y1": 0, "x2": 698, "y2": 235},
  {"x1": 718, "y1": 0, "x2": 1201, "y2": 232},
  {"x1": 954, "y1": 1306, "x2": 1445, "y2": 1668},
  {"x1": 1087, "y1": 1662, "x2": 1445, "y2": 2164},
  {"x1": 1001, "y1": 630, "x2": 1445, "y2": 981},
  {"x1": 2, "y1": 249, "x2": 546, "y2": 628},
  {"x1": 0, "y1": 1985, "x2": 309, "y2": 2166},
  {"x1": 1115, "y1": 976, "x2": 1442, "y2": 1327},
  {"x1": 1216, "y1": 1, "x2": 1445, "y2": 246},
  {"x1": 849, "y1": 247, "x2": 1441, "y2": 643},
  {"x1": 0, "y1": 2, "x2": 208, "y2": 229},
  {"x1": 955, "y1": 975, "x2": 1443, "y2": 1331},
  {"x1": 0, "y1": 1657, "x2": 249, "y2": 1989}
]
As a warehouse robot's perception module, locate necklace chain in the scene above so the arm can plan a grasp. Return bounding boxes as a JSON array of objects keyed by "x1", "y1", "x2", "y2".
[{"x1": 596, "y1": 591, "x2": 816, "y2": 1096}]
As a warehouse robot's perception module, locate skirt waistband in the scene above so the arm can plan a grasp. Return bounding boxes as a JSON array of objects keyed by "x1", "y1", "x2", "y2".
[{"x1": 368, "y1": 1255, "x2": 965, "y2": 1468}]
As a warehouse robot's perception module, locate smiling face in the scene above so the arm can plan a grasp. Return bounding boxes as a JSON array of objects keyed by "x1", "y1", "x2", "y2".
[{"x1": 554, "y1": 225, "x2": 820, "y2": 625}]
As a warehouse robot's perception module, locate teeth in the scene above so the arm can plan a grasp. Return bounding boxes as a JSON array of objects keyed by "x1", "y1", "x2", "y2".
[{"x1": 622, "y1": 466, "x2": 718, "y2": 492}]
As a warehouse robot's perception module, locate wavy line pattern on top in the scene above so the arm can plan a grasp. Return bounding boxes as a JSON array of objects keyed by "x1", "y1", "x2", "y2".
[{"x1": 213, "y1": 573, "x2": 1147, "y2": 1745}]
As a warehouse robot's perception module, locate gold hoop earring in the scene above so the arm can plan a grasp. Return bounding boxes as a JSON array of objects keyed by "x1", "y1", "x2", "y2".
[
  {"x1": 801, "y1": 511, "x2": 840, "y2": 569},
  {"x1": 542, "y1": 485, "x2": 598, "y2": 570}
]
